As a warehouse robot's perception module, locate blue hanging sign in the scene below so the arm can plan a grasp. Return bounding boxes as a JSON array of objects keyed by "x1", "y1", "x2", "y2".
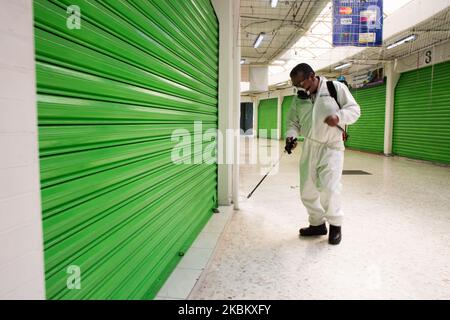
[{"x1": 332, "y1": 0, "x2": 383, "y2": 47}]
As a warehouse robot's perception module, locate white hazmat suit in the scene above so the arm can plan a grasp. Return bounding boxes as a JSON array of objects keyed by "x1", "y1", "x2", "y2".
[{"x1": 286, "y1": 77, "x2": 361, "y2": 226}]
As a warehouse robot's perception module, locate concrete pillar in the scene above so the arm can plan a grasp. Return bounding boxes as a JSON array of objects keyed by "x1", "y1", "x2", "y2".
[
  {"x1": 384, "y1": 61, "x2": 400, "y2": 156},
  {"x1": 276, "y1": 92, "x2": 282, "y2": 140},
  {"x1": 232, "y1": 0, "x2": 240, "y2": 210},
  {"x1": 249, "y1": 66, "x2": 269, "y2": 92},
  {"x1": 254, "y1": 96, "x2": 259, "y2": 138},
  {"x1": 212, "y1": 0, "x2": 233, "y2": 205}
]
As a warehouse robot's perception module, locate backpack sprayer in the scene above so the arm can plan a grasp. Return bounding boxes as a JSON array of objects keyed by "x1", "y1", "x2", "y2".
[{"x1": 246, "y1": 138, "x2": 297, "y2": 199}]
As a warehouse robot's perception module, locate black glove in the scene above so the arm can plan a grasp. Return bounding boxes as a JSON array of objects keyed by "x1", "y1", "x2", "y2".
[{"x1": 285, "y1": 137, "x2": 298, "y2": 154}]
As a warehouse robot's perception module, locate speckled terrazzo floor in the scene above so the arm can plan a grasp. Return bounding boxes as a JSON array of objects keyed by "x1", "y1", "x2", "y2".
[{"x1": 189, "y1": 138, "x2": 450, "y2": 300}]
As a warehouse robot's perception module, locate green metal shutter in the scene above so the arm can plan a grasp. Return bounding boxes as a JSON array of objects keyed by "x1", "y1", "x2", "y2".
[
  {"x1": 346, "y1": 84, "x2": 386, "y2": 153},
  {"x1": 258, "y1": 98, "x2": 278, "y2": 139},
  {"x1": 393, "y1": 61, "x2": 450, "y2": 164},
  {"x1": 34, "y1": 0, "x2": 218, "y2": 299},
  {"x1": 281, "y1": 95, "x2": 294, "y2": 140}
]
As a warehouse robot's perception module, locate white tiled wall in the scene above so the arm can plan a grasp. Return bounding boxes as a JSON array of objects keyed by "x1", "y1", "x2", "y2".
[{"x1": 0, "y1": 0, "x2": 45, "y2": 299}]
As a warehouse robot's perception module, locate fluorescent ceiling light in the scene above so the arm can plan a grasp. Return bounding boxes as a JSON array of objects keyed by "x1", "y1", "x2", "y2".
[
  {"x1": 271, "y1": 0, "x2": 278, "y2": 8},
  {"x1": 334, "y1": 62, "x2": 352, "y2": 70},
  {"x1": 253, "y1": 32, "x2": 265, "y2": 48},
  {"x1": 386, "y1": 34, "x2": 417, "y2": 50},
  {"x1": 240, "y1": 59, "x2": 245, "y2": 65}
]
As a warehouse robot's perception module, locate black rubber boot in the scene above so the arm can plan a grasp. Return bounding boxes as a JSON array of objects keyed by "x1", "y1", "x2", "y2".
[
  {"x1": 299, "y1": 223, "x2": 327, "y2": 236},
  {"x1": 328, "y1": 225, "x2": 342, "y2": 245}
]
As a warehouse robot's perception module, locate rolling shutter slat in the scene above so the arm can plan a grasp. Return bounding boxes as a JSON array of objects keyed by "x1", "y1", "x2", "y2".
[{"x1": 34, "y1": 0, "x2": 219, "y2": 299}]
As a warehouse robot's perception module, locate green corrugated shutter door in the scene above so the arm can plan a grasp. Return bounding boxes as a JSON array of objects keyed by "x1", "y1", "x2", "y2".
[
  {"x1": 258, "y1": 98, "x2": 278, "y2": 139},
  {"x1": 393, "y1": 61, "x2": 450, "y2": 164},
  {"x1": 281, "y1": 95, "x2": 294, "y2": 140},
  {"x1": 346, "y1": 84, "x2": 386, "y2": 153},
  {"x1": 34, "y1": 0, "x2": 218, "y2": 299}
]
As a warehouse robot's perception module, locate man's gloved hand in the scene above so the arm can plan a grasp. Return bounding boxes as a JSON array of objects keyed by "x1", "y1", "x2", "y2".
[
  {"x1": 324, "y1": 114, "x2": 339, "y2": 127},
  {"x1": 285, "y1": 137, "x2": 298, "y2": 154}
]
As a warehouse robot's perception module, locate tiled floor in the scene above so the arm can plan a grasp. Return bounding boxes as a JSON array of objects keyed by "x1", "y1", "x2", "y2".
[{"x1": 188, "y1": 138, "x2": 450, "y2": 300}]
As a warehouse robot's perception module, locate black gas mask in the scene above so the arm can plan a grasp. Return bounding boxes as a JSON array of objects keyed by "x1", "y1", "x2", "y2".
[{"x1": 297, "y1": 89, "x2": 310, "y2": 100}]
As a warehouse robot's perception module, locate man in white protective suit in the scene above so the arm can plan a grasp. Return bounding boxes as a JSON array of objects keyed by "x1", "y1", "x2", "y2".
[{"x1": 285, "y1": 63, "x2": 361, "y2": 245}]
